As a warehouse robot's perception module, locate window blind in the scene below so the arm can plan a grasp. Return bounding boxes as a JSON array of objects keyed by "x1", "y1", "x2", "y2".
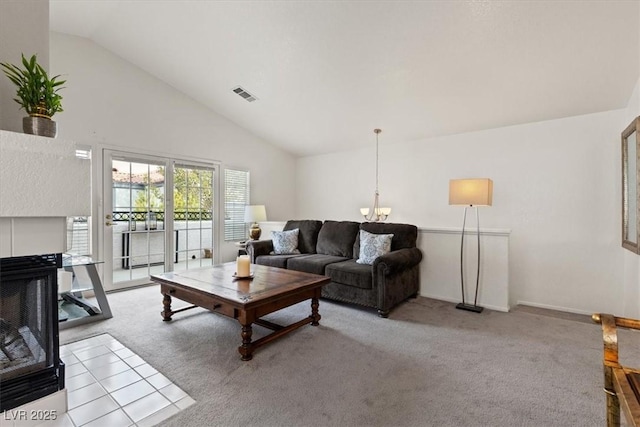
[{"x1": 224, "y1": 169, "x2": 249, "y2": 241}]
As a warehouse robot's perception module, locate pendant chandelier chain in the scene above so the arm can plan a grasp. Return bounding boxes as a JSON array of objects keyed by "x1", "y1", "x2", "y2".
[
  {"x1": 375, "y1": 129, "x2": 380, "y2": 195},
  {"x1": 360, "y1": 128, "x2": 389, "y2": 222}
]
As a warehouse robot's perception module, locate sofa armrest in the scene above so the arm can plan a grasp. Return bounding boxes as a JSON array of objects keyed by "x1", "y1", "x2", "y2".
[
  {"x1": 373, "y1": 247, "x2": 423, "y2": 276},
  {"x1": 245, "y1": 240, "x2": 274, "y2": 263}
]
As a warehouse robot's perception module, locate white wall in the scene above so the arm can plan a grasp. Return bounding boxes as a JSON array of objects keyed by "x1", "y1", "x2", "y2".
[
  {"x1": 419, "y1": 227, "x2": 510, "y2": 312},
  {"x1": 622, "y1": 75, "x2": 640, "y2": 318},
  {"x1": 0, "y1": 0, "x2": 49, "y2": 133},
  {"x1": 49, "y1": 32, "x2": 296, "y2": 262},
  {"x1": 297, "y1": 108, "x2": 629, "y2": 315},
  {"x1": 0, "y1": 131, "x2": 90, "y2": 217}
]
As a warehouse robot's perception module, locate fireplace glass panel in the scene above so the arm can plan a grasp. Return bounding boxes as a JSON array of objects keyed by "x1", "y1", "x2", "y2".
[
  {"x1": 0, "y1": 275, "x2": 49, "y2": 381},
  {"x1": 0, "y1": 254, "x2": 63, "y2": 411}
]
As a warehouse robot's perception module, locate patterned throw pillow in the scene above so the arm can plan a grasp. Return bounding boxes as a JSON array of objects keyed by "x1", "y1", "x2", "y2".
[
  {"x1": 356, "y1": 229, "x2": 394, "y2": 265},
  {"x1": 271, "y1": 228, "x2": 301, "y2": 255}
]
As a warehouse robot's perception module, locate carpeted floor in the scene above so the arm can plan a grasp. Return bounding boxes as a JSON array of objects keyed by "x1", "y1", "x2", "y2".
[{"x1": 61, "y1": 285, "x2": 640, "y2": 426}]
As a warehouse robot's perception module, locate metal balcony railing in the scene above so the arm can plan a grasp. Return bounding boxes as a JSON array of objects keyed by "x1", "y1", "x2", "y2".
[{"x1": 111, "y1": 210, "x2": 213, "y2": 221}]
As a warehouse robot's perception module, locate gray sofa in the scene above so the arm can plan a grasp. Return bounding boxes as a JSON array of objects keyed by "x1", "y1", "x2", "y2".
[{"x1": 245, "y1": 220, "x2": 423, "y2": 317}]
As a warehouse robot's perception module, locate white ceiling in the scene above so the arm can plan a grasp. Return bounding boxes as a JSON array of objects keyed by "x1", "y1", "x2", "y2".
[{"x1": 50, "y1": 0, "x2": 639, "y2": 157}]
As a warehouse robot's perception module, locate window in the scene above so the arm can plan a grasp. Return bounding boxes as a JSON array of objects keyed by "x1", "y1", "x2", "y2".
[
  {"x1": 66, "y1": 216, "x2": 91, "y2": 256},
  {"x1": 67, "y1": 147, "x2": 92, "y2": 256},
  {"x1": 224, "y1": 168, "x2": 249, "y2": 241}
]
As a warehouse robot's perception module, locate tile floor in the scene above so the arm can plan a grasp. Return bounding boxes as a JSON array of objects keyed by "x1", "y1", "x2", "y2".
[{"x1": 39, "y1": 334, "x2": 195, "y2": 427}]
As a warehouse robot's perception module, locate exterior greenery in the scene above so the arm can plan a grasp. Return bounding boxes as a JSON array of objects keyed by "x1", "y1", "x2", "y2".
[
  {"x1": 132, "y1": 166, "x2": 213, "y2": 212},
  {"x1": 0, "y1": 54, "x2": 65, "y2": 118}
]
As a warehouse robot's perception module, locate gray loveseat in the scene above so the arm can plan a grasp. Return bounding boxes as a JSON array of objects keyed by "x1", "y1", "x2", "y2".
[{"x1": 245, "y1": 220, "x2": 423, "y2": 317}]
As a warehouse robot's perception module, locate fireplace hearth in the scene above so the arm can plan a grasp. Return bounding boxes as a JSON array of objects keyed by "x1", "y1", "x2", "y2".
[{"x1": 0, "y1": 253, "x2": 65, "y2": 411}]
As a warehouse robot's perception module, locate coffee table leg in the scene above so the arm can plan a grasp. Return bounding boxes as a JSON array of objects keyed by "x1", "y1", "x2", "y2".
[
  {"x1": 162, "y1": 293, "x2": 173, "y2": 321},
  {"x1": 239, "y1": 323, "x2": 253, "y2": 361},
  {"x1": 311, "y1": 296, "x2": 321, "y2": 326}
]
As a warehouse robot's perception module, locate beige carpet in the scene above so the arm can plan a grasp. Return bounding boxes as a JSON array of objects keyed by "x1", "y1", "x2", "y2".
[{"x1": 61, "y1": 285, "x2": 637, "y2": 426}]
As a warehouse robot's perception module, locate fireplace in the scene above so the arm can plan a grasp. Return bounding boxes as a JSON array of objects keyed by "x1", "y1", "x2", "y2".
[
  {"x1": 0, "y1": 131, "x2": 91, "y2": 413},
  {"x1": 0, "y1": 253, "x2": 65, "y2": 411}
]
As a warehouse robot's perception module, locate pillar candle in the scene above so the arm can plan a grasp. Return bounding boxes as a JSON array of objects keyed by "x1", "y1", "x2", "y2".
[{"x1": 236, "y1": 255, "x2": 250, "y2": 277}]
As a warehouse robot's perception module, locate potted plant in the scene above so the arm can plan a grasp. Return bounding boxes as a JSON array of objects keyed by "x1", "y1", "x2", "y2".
[{"x1": 1, "y1": 54, "x2": 66, "y2": 138}]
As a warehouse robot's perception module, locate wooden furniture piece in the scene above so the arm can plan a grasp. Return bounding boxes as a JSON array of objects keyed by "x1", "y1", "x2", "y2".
[
  {"x1": 235, "y1": 241, "x2": 248, "y2": 256},
  {"x1": 151, "y1": 262, "x2": 330, "y2": 361},
  {"x1": 593, "y1": 313, "x2": 640, "y2": 426}
]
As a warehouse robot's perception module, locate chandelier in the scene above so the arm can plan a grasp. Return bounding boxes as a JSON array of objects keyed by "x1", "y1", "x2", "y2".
[{"x1": 360, "y1": 128, "x2": 391, "y2": 222}]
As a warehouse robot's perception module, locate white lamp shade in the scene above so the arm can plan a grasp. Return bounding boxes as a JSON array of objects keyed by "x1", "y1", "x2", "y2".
[
  {"x1": 449, "y1": 179, "x2": 493, "y2": 206},
  {"x1": 244, "y1": 205, "x2": 267, "y2": 222}
]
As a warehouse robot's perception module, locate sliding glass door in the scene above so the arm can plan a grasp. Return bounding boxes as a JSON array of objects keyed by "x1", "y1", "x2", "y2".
[{"x1": 102, "y1": 150, "x2": 218, "y2": 291}]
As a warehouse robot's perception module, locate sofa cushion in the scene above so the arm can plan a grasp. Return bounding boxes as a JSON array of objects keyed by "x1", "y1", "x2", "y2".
[
  {"x1": 356, "y1": 229, "x2": 394, "y2": 265},
  {"x1": 316, "y1": 220, "x2": 360, "y2": 257},
  {"x1": 271, "y1": 228, "x2": 300, "y2": 254},
  {"x1": 325, "y1": 260, "x2": 373, "y2": 290},
  {"x1": 255, "y1": 254, "x2": 303, "y2": 269},
  {"x1": 284, "y1": 220, "x2": 323, "y2": 254},
  {"x1": 359, "y1": 222, "x2": 418, "y2": 251},
  {"x1": 287, "y1": 254, "x2": 349, "y2": 275}
]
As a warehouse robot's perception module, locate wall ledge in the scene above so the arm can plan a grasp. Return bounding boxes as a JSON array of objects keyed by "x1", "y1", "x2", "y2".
[
  {"x1": 419, "y1": 226, "x2": 511, "y2": 237},
  {"x1": 259, "y1": 222, "x2": 512, "y2": 237}
]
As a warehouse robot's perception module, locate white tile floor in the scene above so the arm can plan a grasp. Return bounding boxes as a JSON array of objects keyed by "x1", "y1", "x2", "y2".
[{"x1": 38, "y1": 334, "x2": 195, "y2": 427}]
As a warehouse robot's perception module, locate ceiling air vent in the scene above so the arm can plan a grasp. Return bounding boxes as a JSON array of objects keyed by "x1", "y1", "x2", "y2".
[{"x1": 232, "y1": 86, "x2": 258, "y2": 102}]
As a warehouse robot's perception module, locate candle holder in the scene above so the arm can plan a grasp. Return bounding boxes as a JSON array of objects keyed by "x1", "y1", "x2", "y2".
[{"x1": 232, "y1": 273, "x2": 254, "y2": 281}]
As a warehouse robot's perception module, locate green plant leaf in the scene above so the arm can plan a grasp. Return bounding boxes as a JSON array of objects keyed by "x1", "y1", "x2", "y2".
[{"x1": 1, "y1": 53, "x2": 65, "y2": 117}]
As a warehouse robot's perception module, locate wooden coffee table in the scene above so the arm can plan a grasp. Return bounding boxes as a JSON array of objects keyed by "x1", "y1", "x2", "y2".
[{"x1": 150, "y1": 262, "x2": 330, "y2": 361}]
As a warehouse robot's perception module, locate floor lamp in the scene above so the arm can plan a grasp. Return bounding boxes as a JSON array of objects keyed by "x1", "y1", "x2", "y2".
[{"x1": 449, "y1": 178, "x2": 493, "y2": 313}]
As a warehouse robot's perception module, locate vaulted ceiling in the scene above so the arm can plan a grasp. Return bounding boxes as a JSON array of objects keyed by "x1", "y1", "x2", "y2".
[{"x1": 50, "y1": 1, "x2": 639, "y2": 157}]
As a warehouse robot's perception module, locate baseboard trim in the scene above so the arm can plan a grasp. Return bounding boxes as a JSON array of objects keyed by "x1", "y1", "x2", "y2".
[
  {"x1": 515, "y1": 300, "x2": 593, "y2": 316},
  {"x1": 421, "y1": 293, "x2": 510, "y2": 313}
]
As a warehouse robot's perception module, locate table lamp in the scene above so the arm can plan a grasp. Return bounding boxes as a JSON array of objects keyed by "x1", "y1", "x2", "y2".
[{"x1": 244, "y1": 205, "x2": 267, "y2": 240}]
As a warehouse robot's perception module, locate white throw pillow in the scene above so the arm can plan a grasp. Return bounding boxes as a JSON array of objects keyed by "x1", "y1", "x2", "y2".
[
  {"x1": 356, "y1": 229, "x2": 394, "y2": 265},
  {"x1": 271, "y1": 228, "x2": 301, "y2": 255}
]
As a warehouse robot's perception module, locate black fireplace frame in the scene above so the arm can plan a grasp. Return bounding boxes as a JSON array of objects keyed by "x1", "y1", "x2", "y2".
[{"x1": 0, "y1": 253, "x2": 65, "y2": 411}]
